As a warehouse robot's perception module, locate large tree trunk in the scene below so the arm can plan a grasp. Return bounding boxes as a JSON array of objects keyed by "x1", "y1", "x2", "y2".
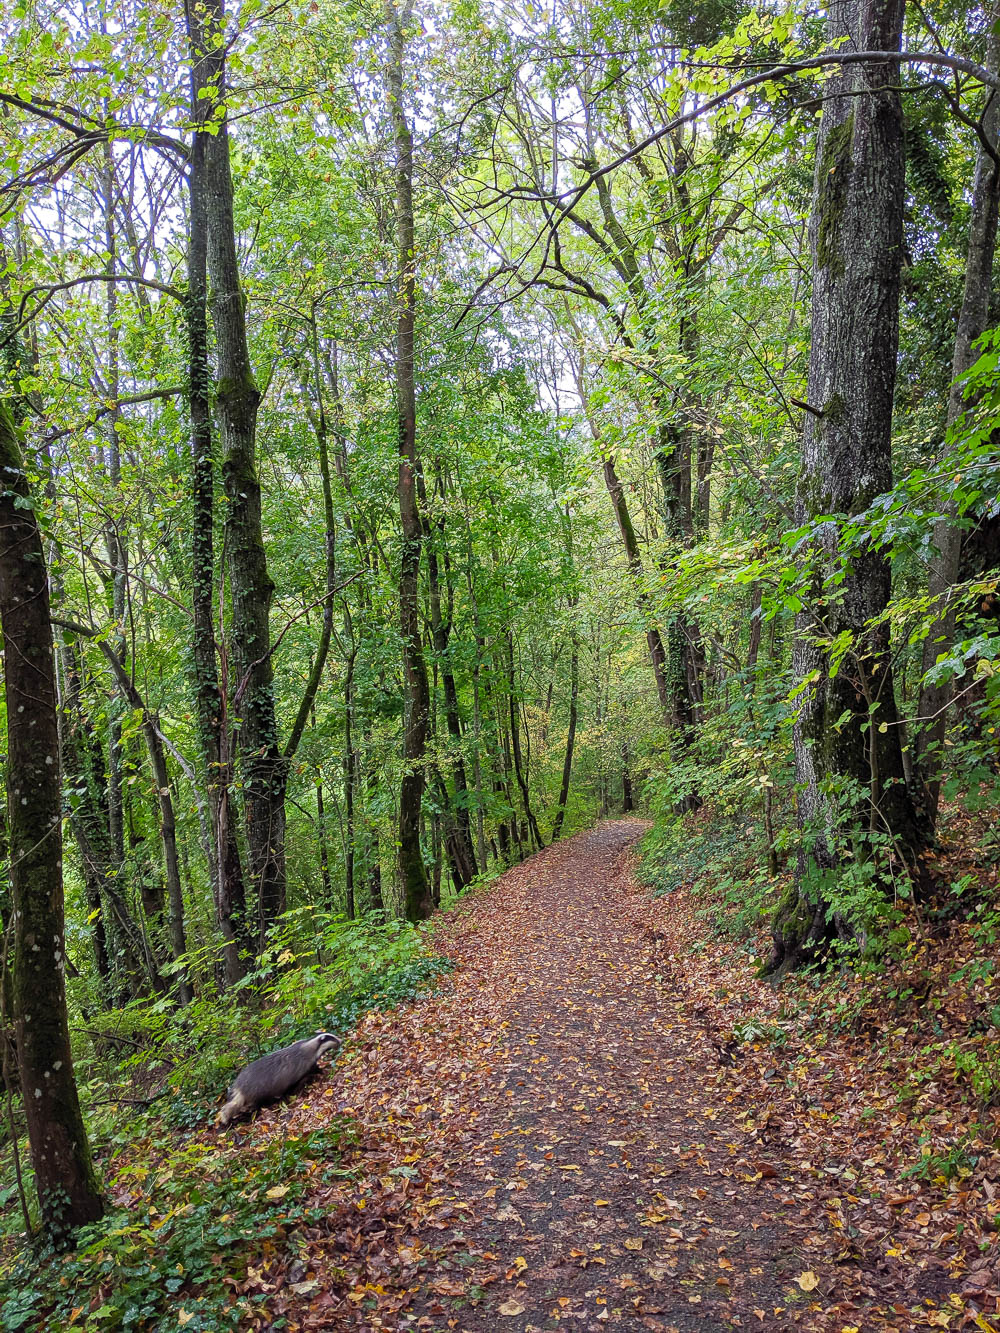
[
  {"x1": 387, "y1": 0, "x2": 433, "y2": 921},
  {"x1": 183, "y1": 21, "x2": 250, "y2": 983},
  {"x1": 915, "y1": 8, "x2": 1000, "y2": 823},
  {"x1": 769, "y1": 0, "x2": 924, "y2": 975},
  {"x1": 185, "y1": 0, "x2": 288, "y2": 948},
  {"x1": 0, "y1": 400, "x2": 104, "y2": 1243}
]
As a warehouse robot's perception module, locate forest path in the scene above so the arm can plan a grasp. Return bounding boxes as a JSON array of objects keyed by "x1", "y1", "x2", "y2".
[{"x1": 278, "y1": 820, "x2": 809, "y2": 1331}]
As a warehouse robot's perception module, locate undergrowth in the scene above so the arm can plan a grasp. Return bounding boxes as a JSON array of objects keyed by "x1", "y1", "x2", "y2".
[
  {"x1": 640, "y1": 804, "x2": 788, "y2": 948},
  {"x1": 640, "y1": 786, "x2": 1000, "y2": 1219},
  {"x1": 0, "y1": 909, "x2": 453, "y2": 1332}
]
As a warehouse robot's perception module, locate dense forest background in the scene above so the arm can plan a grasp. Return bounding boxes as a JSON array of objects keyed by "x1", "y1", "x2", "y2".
[{"x1": 1, "y1": 0, "x2": 999, "y2": 1324}]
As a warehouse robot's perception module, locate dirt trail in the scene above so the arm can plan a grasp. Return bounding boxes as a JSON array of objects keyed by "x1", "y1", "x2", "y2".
[{"x1": 280, "y1": 822, "x2": 815, "y2": 1331}]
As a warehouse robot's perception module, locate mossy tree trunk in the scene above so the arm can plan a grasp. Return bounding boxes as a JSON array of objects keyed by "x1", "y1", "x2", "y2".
[
  {"x1": 769, "y1": 0, "x2": 925, "y2": 975},
  {"x1": 185, "y1": 0, "x2": 288, "y2": 947},
  {"x1": 182, "y1": 12, "x2": 250, "y2": 984},
  {"x1": 0, "y1": 399, "x2": 104, "y2": 1243},
  {"x1": 387, "y1": 0, "x2": 434, "y2": 921}
]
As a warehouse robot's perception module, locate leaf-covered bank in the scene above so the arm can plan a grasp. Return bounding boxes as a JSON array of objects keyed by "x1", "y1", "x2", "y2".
[{"x1": 0, "y1": 912, "x2": 453, "y2": 1331}]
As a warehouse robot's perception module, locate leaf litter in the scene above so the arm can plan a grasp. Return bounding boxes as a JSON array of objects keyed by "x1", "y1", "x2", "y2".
[{"x1": 233, "y1": 820, "x2": 1000, "y2": 1332}]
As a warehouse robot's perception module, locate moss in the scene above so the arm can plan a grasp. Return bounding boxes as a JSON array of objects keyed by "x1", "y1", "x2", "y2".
[
  {"x1": 816, "y1": 111, "x2": 855, "y2": 277},
  {"x1": 822, "y1": 392, "x2": 846, "y2": 428},
  {"x1": 772, "y1": 880, "x2": 812, "y2": 941}
]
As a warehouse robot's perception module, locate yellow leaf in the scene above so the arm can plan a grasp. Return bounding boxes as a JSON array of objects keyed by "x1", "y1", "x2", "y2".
[
  {"x1": 178, "y1": 1313, "x2": 194, "y2": 1327},
  {"x1": 624, "y1": 1238, "x2": 643, "y2": 1251},
  {"x1": 796, "y1": 1271, "x2": 820, "y2": 1292},
  {"x1": 595, "y1": 1198, "x2": 610, "y2": 1206},
  {"x1": 513, "y1": 1256, "x2": 528, "y2": 1272},
  {"x1": 499, "y1": 1299, "x2": 526, "y2": 1315},
  {"x1": 265, "y1": 1184, "x2": 289, "y2": 1200}
]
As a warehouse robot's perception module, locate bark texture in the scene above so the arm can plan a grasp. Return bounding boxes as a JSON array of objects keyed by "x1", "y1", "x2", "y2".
[
  {"x1": 185, "y1": 0, "x2": 287, "y2": 945},
  {"x1": 0, "y1": 400, "x2": 103, "y2": 1241},
  {"x1": 183, "y1": 19, "x2": 250, "y2": 983},
  {"x1": 770, "y1": 0, "x2": 924, "y2": 974}
]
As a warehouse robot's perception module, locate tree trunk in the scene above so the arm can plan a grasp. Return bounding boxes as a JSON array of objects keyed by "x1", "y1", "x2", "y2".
[
  {"x1": 507, "y1": 632, "x2": 544, "y2": 851},
  {"x1": 58, "y1": 643, "x2": 115, "y2": 1003},
  {"x1": 185, "y1": 0, "x2": 287, "y2": 948},
  {"x1": 100, "y1": 142, "x2": 127, "y2": 876},
  {"x1": 601, "y1": 450, "x2": 673, "y2": 718},
  {"x1": 915, "y1": 7, "x2": 1000, "y2": 822},
  {"x1": 551, "y1": 625, "x2": 579, "y2": 840},
  {"x1": 64, "y1": 627, "x2": 193, "y2": 1005},
  {"x1": 343, "y1": 653, "x2": 357, "y2": 919},
  {"x1": 423, "y1": 480, "x2": 477, "y2": 888},
  {"x1": 769, "y1": 0, "x2": 925, "y2": 975},
  {"x1": 746, "y1": 582, "x2": 763, "y2": 673},
  {"x1": 0, "y1": 400, "x2": 104, "y2": 1243},
  {"x1": 655, "y1": 425, "x2": 702, "y2": 741},
  {"x1": 621, "y1": 742, "x2": 635, "y2": 813},
  {"x1": 183, "y1": 23, "x2": 250, "y2": 983},
  {"x1": 363, "y1": 748, "x2": 384, "y2": 913},
  {"x1": 388, "y1": 0, "x2": 433, "y2": 921}
]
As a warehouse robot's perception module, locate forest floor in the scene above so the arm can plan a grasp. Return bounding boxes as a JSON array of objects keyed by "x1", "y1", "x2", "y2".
[{"x1": 239, "y1": 820, "x2": 1000, "y2": 1333}]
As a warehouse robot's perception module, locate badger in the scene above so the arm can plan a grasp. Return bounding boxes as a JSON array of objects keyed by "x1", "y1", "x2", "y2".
[{"x1": 216, "y1": 1030, "x2": 341, "y2": 1128}]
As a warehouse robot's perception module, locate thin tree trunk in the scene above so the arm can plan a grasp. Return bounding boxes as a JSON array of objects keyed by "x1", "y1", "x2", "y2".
[
  {"x1": 343, "y1": 653, "x2": 357, "y2": 918},
  {"x1": 746, "y1": 582, "x2": 763, "y2": 673},
  {"x1": 571, "y1": 352, "x2": 672, "y2": 718},
  {"x1": 0, "y1": 400, "x2": 104, "y2": 1242},
  {"x1": 621, "y1": 742, "x2": 635, "y2": 813},
  {"x1": 58, "y1": 623, "x2": 193, "y2": 1003},
  {"x1": 915, "y1": 7, "x2": 1000, "y2": 821},
  {"x1": 388, "y1": 0, "x2": 433, "y2": 920},
  {"x1": 507, "y1": 632, "x2": 544, "y2": 850},
  {"x1": 552, "y1": 625, "x2": 579, "y2": 840},
  {"x1": 422, "y1": 477, "x2": 477, "y2": 888},
  {"x1": 466, "y1": 536, "x2": 488, "y2": 870},
  {"x1": 58, "y1": 643, "x2": 115, "y2": 1003},
  {"x1": 101, "y1": 142, "x2": 127, "y2": 874}
]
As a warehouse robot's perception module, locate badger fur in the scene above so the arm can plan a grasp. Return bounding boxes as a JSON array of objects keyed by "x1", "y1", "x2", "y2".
[{"x1": 216, "y1": 1031, "x2": 341, "y2": 1127}]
